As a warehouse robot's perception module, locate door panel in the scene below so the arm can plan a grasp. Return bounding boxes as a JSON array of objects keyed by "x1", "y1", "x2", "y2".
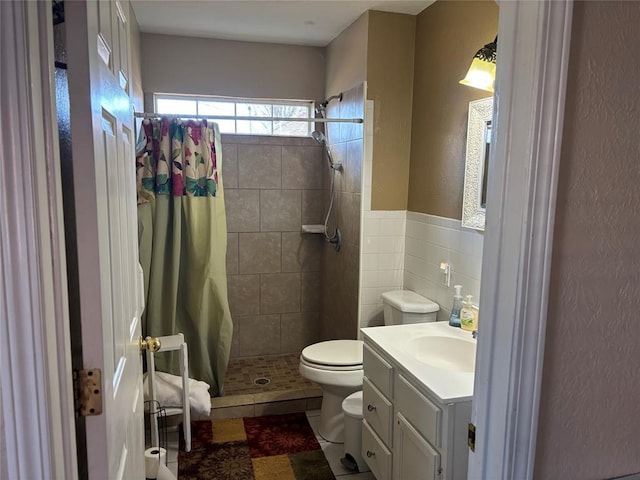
[
  {"x1": 115, "y1": 0, "x2": 130, "y2": 94},
  {"x1": 97, "y1": 0, "x2": 114, "y2": 70},
  {"x1": 66, "y1": 1, "x2": 143, "y2": 478}
]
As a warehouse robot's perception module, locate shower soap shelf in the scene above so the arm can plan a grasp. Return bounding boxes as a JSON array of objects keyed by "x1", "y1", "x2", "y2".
[{"x1": 301, "y1": 225, "x2": 325, "y2": 234}]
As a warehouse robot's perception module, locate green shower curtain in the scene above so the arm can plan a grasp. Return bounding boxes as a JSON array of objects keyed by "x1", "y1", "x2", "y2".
[{"x1": 136, "y1": 118, "x2": 232, "y2": 396}]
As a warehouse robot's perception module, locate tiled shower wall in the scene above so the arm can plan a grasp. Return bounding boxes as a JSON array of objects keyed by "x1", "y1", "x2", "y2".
[
  {"x1": 320, "y1": 84, "x2": 365, "y2": 341},
  {"x1": 222, "y1": 134, "x2": 325, "y2": 358}
]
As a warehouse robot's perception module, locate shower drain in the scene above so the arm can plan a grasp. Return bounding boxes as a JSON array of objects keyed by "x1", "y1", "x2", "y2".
[{"x1": 253, "y1": 377, "x2": 270, "y2": 386}]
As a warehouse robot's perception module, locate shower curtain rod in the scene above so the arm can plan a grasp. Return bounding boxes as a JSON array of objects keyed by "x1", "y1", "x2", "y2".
[{"x1": 134, "y1": 112, "x2": 363, "y2": 124}]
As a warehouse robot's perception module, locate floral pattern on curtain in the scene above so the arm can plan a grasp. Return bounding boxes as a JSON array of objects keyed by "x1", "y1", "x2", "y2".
[
  {"x1": 136, "y1": 118, "x2": 218, "y2": 203},
  {"x1": 136, "y1": 117, "x2": 232, "y2": 396}
]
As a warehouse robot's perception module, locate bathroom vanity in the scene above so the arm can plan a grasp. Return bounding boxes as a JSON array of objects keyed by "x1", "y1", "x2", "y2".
[{"x1": 361, "y1": 322, "x2": 475, "y2": 480}]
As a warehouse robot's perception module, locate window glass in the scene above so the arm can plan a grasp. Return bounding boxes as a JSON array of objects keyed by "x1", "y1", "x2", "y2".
[
  {"x1": 156, "y1": 98, "x2": 197, "y2": 115},
  {"x1": 198, "y1": 101, "x2": 235, "y2": 116},
  {"x1": 215, "y1": 119, "x2": 236, "y2": 134},
  {"x1": 273, "y1": 104, "x2": 307, "y2": 118},
  {"x1": 237, "y1": 120, "x2": 272, "y2": 135},
  {"x1": 273, "y1": 120, "x2": 307, "y2": 137},
  {"x1": 236, "y1": 103, "x2": 272, "y2": 118}
]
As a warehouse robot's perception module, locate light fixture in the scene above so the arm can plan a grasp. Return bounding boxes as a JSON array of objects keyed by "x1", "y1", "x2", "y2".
[{"x1": 459, "y1": 36, "x2": 497, "y2": 93}]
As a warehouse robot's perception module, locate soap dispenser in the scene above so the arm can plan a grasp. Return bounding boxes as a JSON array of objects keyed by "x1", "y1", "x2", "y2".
[
  {"x1": 460, "y1": 295, "x2": 479, "y2": 332},
  {"x1": 449, "y1": 285, "x2": 463, "y2": 327}
]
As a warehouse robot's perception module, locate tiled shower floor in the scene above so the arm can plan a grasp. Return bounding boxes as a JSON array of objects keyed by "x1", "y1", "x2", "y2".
[
  {"x1": 224, "y1": 353, "x2": 314, "y2": 395},
  {"x1": 212, "y1": 353, "x2": 322, "y2": 419}
]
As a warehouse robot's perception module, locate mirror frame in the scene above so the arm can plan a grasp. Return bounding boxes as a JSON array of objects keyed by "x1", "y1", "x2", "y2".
[{"x1": 462, "y1": 97, "x2": 493, "y2": 231}]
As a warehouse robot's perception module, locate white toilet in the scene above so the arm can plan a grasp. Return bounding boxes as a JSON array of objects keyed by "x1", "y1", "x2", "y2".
[{"x1": 299, "y1": 290, "x2": 439, "y2": 443}]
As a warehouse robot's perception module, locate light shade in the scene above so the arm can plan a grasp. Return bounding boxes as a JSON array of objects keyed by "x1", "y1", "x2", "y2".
[{"x1": 460, "y1": 37, "x2": 497, "y2": 93}]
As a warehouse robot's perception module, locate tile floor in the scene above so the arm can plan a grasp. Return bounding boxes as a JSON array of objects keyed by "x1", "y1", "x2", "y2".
[
  {"x1": 163, "y1": 410, "x2": 376, "y2": 479},
  {"x1": 211, "y1": 353, "x2": 323, "y2": 419},
  {"x1": 306, "y1": 409, "x2": 376, "y2": 480},
  {"x1": 224, "y1": 353, "x2": 315, "y2": 395}
]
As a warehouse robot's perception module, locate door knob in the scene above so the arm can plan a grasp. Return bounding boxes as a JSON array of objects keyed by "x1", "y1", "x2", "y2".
[{"x1": 139, "y1": 336, "x2": 161, "y2": 354}]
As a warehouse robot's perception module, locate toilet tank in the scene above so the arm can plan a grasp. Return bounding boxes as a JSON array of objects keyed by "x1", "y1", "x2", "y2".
[{"x1": 381, "y1": 290, "x2": 439, "y2": 325}]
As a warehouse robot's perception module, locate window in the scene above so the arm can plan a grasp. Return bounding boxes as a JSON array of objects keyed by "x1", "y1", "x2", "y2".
[{"x1": 154, "y1": 94, "x2": 314, "y2": 137}]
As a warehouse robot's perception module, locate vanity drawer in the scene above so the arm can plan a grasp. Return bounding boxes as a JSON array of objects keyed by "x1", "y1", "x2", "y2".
[
  {"x1": 363, "y1": 376, "x2": 393, "y2": 446},
  {"x1": 395, "y1": 374, "x2": 442, "y2": 448},
  {"x1": 363, "y1": 343, "x2": 393, "y2": 398},
  {"x1": 362, "y1": 419, "x2": 392, "y2": 480}
]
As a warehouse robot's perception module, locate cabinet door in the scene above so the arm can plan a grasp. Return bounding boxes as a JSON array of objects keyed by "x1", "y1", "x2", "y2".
[
  {"x1": 393, "y1": 413, "x2": 441, "y2": 480},
  {"x1": 396, "y1": 374, "x2": 442, "y2": 447}
]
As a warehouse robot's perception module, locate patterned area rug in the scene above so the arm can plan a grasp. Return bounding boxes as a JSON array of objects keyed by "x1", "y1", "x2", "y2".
[{"x1": 178, "y1": 412, "x2": 336, "y2": 480}]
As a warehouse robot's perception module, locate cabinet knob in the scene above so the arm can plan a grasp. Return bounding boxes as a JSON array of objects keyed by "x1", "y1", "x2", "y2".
[
  {"x1": 366, "y1": 450, "x2": 375, "y2": 458},
  {"x1": 367, "y1": 404, "x2": 376, "y2": 412}
]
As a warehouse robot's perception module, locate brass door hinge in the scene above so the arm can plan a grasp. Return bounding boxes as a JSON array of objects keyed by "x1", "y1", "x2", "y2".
[
  {"x1": 468, "y1": 423, "x2": 476, "y2": 452},
  {"x1": 73, "y1": 369, "x2": 103, "y2": 417}
]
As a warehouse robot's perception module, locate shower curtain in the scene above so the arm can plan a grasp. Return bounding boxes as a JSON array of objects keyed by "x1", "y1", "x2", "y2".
[{"x1": 136, "y1": 118, "x2": 232, "y2": 396}]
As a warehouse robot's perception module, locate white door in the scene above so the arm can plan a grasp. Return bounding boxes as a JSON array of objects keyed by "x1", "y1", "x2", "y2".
[{"x1": 66, "y1": 0, "x2": 144, "y2": 478}]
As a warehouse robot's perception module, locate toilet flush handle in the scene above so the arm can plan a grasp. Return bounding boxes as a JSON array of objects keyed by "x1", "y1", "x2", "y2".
[{"x1": 367, "y1": 404, "x2": 376, "y2": 412}]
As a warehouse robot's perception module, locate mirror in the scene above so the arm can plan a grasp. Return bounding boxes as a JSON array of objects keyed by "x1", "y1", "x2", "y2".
[{"x1": 462, "y1": 97, "x2": 493, "y2": 231}]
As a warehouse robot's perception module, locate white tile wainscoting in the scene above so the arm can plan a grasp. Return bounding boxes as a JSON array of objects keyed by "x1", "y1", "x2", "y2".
[
  {"x1": 359, "y1": 210, "x2": 407, "y2": 331},
  {"x1": 403, "y1": 212, "x2": 484, "y2": 322},
  {"x1": 358, "y1": 210, "x2": 484, "y2": 329}
]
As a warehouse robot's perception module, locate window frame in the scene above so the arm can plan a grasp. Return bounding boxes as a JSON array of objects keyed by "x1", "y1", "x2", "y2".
[{"x1": 153, "y1": 93, "x2": 315, "y2": 137}]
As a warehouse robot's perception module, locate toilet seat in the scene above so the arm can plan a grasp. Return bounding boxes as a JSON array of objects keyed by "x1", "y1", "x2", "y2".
[
  {"x1": 301, "y1": 340, "x2": 363, "y2": 370},
  {"x1": 300, "y1": 357, "x2": 363, "y2": 371}
]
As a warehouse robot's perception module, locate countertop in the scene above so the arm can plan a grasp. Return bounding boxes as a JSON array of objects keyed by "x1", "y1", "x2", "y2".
[{"x1": 361, "y1": 322, "x2": 476, "y2": 403}]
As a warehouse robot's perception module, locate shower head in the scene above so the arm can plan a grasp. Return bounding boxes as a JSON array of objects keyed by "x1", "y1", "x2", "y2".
[
  {"x1": 315, "y1": 93, "x2": 343, "y2": 115},
  {"x1": 321, "y1": 93, "x2": 343, "y2": 109},
  {"x1": 311, "y1": 130, "x2": 326, "y2": 145},
  {"x1": 311, "y1": 130, "x2": 341, "y2": 170}
]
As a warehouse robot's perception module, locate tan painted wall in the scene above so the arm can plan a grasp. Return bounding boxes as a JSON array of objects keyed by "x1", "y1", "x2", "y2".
[
  {"x1": 140, "y1": 33, "x2": 325, "y2": 109},
  {"x1": 534, "y1": 2, "x2": 640, "y2": 478},
  {"x1": 367, "y1": 11, "x2": 416, "y2": 211},
  {"x1": 325, "y1": 13, "x2": 368, "y2": 98},
  {"x1": 407, "y1": 1, "x2": 498, "y2": 219}
]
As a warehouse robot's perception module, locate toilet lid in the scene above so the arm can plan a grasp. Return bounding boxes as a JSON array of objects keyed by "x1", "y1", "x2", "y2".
[
  {"x1": 301, "y1": 340, "x2": 363, "y2": 367},
  {"x1": 381, "y1": 290, "x2": 439, "y2": 313}
]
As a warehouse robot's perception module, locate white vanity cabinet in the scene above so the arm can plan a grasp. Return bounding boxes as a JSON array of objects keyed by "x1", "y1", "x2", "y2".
[{"x1": 362, "y1": 341, "x2": 472, "y2": 480}]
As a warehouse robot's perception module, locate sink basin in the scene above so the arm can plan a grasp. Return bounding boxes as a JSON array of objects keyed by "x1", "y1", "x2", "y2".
[{"x1": 407, "y1": 336, "x2": 476, "y2": 373}]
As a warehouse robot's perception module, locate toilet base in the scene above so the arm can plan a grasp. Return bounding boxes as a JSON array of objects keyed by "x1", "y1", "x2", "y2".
[{"x1": 318, "y1": 387, "x2": 358, "y2": 443}]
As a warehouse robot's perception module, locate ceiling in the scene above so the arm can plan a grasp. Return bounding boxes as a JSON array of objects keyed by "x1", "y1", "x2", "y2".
[{"x1": 131, "y1": 1, "x2": 435, "y2": 47}]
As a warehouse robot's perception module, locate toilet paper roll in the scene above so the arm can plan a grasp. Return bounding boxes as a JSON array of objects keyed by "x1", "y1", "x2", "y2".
[
  {"x1": 156, "y1": 462, "x2": 177, "y2": 480},
  {"x1": 144, "y1": 447, "x2": 166, "y2": 479}
]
